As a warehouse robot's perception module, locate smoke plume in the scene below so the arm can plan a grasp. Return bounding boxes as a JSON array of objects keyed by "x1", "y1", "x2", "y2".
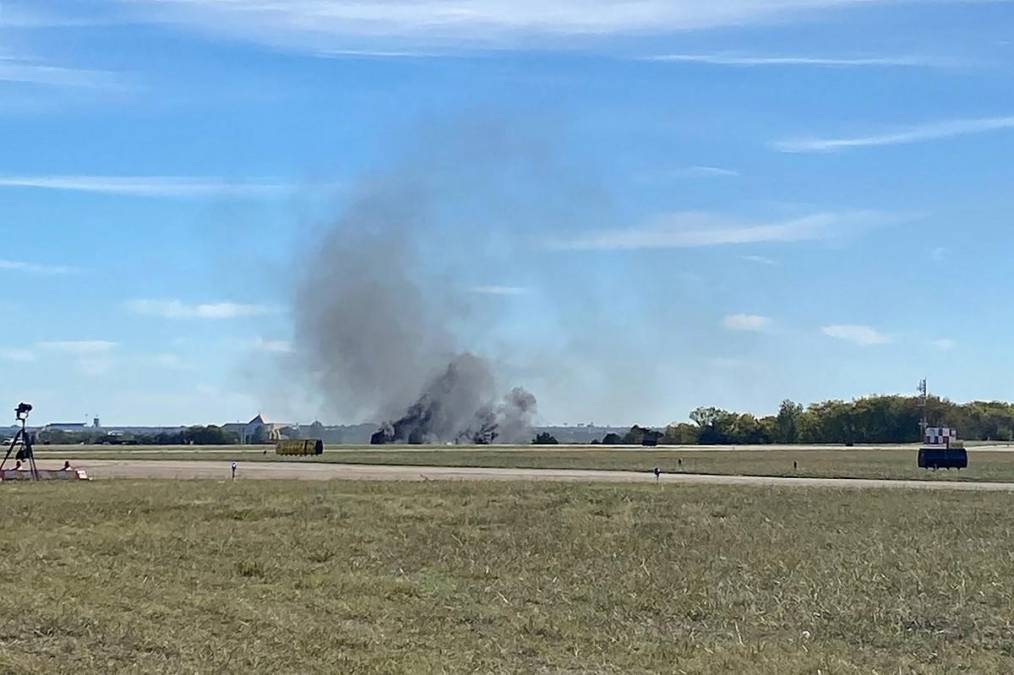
[
  {"x1": 369, "y1": 353, "x2": 536, "y2": 444},
  {"x1": 292, "y1": 165, "x2": 537, "y2": 444}
]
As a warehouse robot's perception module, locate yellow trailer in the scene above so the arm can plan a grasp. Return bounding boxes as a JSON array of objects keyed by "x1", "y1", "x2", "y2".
[{"x1": 275, "y1": 439, "x2": 324, "y2": 456}]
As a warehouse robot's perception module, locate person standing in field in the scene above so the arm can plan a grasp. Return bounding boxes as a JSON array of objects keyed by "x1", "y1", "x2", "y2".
[{"x1": 231, "y1": 462, "x2": 237, "y2": 480}]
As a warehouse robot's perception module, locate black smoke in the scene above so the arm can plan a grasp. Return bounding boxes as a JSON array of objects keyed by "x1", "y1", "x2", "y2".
[
  {"x1": 292, "y1": 142, "x2": 538, "y2": 445},
  {"x1": 369, "y1": 353, "x2": 536, "y2": 444}
]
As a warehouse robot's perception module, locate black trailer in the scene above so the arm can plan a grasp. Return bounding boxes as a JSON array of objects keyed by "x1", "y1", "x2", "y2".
[{"x1": 918, "y1": 447, "x2": 968, "y2": 470}]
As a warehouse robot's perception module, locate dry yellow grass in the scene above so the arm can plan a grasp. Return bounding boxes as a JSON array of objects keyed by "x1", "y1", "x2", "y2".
[{"x1": 0, "y1": 480, "x2": 1012, "y2": 672}]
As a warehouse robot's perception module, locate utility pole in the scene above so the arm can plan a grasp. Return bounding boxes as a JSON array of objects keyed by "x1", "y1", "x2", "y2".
[{"x1": 917, "y1": 378, "x2": 928, "y2": 442}]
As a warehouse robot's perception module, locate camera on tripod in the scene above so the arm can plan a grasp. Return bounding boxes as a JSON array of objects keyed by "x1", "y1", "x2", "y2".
[{"x1": 3, "y1": 402, "x2": 38, "y2": 479}]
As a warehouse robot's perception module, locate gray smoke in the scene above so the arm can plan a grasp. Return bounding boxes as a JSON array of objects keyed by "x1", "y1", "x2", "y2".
[
  {"x1": 293, "y1": 175, "x2": 537, "y2": 444},
  {"x1": 370, "y1": 353, "x2": 536, "y2": 444}
]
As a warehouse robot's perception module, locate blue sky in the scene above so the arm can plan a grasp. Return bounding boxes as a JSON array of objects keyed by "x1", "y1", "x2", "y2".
[{"x1": 1, "y1": 0, "x2": 1013, "y2": 426}]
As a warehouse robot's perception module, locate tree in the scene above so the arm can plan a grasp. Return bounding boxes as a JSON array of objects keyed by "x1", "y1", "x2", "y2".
[
  {"x1": 621, "y1": 425, "x2": 650, "y2": 445},
  {"x1": 800, "y1": 400, "x2": 854, "y2": 444},
  {"x1": 532, "y1": 432, "x2": 559, "y2": 445},
  {"x1": 619, "y1": 425, "x2": 663, "y2": 446},
  {"x1": 729, "y1": 414, "x2": 770, "y2": 444},
  {"x1": 690, "y1": 407, "x2": 738, "y2": 444},
  {"x1": 663, "y1": 423, "x2": 699, "y2": 445},
  {"x1": 758, "y1": 416, "x2": 778, "y2": 443},
  {"x1": 775, "y1": 400, "x2": 803, "y2": 444},
  {"x1": 689, "y1": 407, "x2": 722, "y2": 428},
  {"x1": 601, "y1": 432, "x2": 624, "y2": 445},
  {"x1": 183, "y1": 425, "x2": 237, "y2": 445},
  {"x1": 37, "y1": 429, "x2": 71, "y2": 445},
  {"x1": 663, "y1": 395, "x2": 1014, "y2": 446}
]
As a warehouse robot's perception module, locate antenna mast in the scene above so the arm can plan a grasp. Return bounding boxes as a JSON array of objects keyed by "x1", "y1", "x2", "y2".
[{"x1": 917, "y1": 378, "x2": 928, "y2": 442}]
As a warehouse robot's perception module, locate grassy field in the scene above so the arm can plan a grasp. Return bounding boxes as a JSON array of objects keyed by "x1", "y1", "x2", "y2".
[
  {"x1": 34, "y1": 444, "x2": 1014, "y2": 482},
  {"x1": 0, "y1": 480, "x2": 1012, "y2": 672}
]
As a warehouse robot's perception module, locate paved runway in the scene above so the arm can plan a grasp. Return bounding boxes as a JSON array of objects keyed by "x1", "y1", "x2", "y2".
[{"x1": 34, "y1": 459, "x2": 1014, "y2": 491}]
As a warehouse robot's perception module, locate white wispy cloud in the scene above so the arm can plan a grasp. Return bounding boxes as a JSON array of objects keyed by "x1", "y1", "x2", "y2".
[
  {"x1": 643, "y1": 53, "x2": 947, "y2": 67},
  {"x1": 250, "y1": 338, "x2": 294, "y2": 354},
  {"x1": 35, "y1": 340, "x2": 118, "y2": 376},
  {"x1": 722, "y1": 314, "x2": 771, "y2": 332},
  {"x1": 468, "y1": 285, "x2": 530, "y2": 296},
  {"x1": 546, "y1": 210, "x2": 885, "y2": 251},
  {"x1": 126, "y1": 299, "x2": 278, "y2": 320},
  {"x1": 0, "y1": 175, "x2": 307, "y2": 198},
  {"x1": 119, "y1": 0, "x2": 889, "y2": 50},
  {"x1": 0, "y1": 348, "x2": 36, "y2": 362},
  {"x1": 775, "y1": 115, "x2": 1014, "y2": 153},
  {"x1": 671, "y1": 165, "x2": 740, "y2": 178},
  {"x1": 821, "y1": 324, "x2": 890, "y2": 346},
  {"x1": 0, "y1": 6, "x2": 116, "y2": 28},
  {"x1": 0, "y1": 57, "x2": 122, "y2": 89},
  {"x1": 741, "y1": 254, "x2": 777, "y2": 265},
  {"x1": 319, "y1": 49, "x2": 447, "y2": 59},
  {"x1": 931, "y1": 338, "x2": 956, "y2": 351},
  {"x1": 0, "y1": 259, "x2": 78, "y2": 275},
  {"x1": 37, "y1": 340, "x2": 119, "y2": 354}
]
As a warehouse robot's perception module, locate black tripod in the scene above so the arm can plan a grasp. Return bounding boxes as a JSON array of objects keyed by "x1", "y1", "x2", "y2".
[{"x1": 1, "y1": 403, "x2": 38, "y2": 480}]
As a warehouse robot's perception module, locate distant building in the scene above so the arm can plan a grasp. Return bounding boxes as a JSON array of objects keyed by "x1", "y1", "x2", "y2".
[
  {"x1": 222, "y1": 414, "x2": 293, "y2": 444},
  {"x1": 43, "y1": 422, "x2": 89, "y2": 433}
]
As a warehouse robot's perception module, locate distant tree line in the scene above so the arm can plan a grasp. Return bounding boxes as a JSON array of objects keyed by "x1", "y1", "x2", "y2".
[
  {"x1": 37, "y1": 425, "x2": 239, "y2": 446},
  {"x1": 594, "y1": 425, "x2": 664, "y2": 446},
  {"x1": 28, "y1": 395, "x2": 1014, "y2": 447},
  {"x1": 597, "y1": 396, "x2": 1014, "y2": 446}
]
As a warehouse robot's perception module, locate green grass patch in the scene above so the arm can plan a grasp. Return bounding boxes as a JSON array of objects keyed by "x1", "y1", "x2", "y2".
[
  {"x1": 36, "y1": 445, "x2": 1014, "y2": 482},
  {"x1": 0, "y1": 480, "x2": 1012, "y2": 672}
]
